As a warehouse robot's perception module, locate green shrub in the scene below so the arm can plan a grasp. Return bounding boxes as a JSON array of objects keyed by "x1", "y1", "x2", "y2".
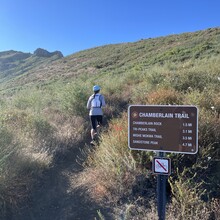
[
  {"x1": 184, "y1": 89, "x2": 215, "y2": 110},
  {"x1": 61, "y1": 82, "x2": 91, "y2": 118},
  {"x1": 130, "y1": 81, "x2": 152, "y2": 104},
  {"x1": 198, "y1": 109, "x2": 220, "y2": 147},
  {"x1": 170, "y1": 70, "x2": 213, "y2": 92},
  {"x1": 12, "y1": 87, "x2": 50, "y2": 113}
]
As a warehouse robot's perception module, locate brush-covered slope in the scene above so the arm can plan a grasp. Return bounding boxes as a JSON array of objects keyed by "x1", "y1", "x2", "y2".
[{"x1": 0, "y1": 27, "x2": 220, "y2": 93}]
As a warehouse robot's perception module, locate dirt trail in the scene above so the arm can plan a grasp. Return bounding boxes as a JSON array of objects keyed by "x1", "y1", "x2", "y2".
[{"x1": 11, "y1": 142, "x2": 112, "y2": 220}]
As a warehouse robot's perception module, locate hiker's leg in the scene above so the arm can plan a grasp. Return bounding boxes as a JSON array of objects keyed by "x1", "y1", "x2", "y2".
[
  {"x1": 91, "y1": 128, "x2": 97, "y2": 140},
  {"x1": 97, "y1": 115, "x2": 103, "y2": 128},
  {"x1": 90, "y1": 116, "x2": 97, "y2": 140},
  {"x1": 95, "y1": 115, "x2": 103, "y2": 137}
]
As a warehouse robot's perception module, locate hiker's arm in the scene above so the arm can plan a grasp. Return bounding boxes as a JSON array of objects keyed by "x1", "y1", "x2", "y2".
[
  {"x1": 87, "y1": 97, "x2": 91, "y2": 109},
  {"x1": 101, "y1": 95, "x2": 106, "y2": 107}
]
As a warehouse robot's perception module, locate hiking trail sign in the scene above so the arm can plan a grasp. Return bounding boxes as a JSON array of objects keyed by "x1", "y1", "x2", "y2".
[{"x1": 128, "y1": 105, "x2": 198, "y2": 154}]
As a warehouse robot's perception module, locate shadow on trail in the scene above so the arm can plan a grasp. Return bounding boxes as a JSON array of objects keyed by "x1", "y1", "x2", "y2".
[{"x1": 11, "y1": 138, "x2": 112, "y2": 220}]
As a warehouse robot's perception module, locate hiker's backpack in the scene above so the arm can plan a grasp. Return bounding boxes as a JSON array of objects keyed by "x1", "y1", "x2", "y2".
[{"x1": 91, "y1": 94, "x2": 102, "y2": 108}]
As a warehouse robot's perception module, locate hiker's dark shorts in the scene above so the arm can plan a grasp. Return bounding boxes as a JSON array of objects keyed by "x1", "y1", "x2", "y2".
[{"x1": 90, "y1": 115, "x2": 103, "y2": 130}]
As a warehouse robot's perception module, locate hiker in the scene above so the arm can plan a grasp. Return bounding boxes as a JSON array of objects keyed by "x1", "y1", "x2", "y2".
[{"x1": 87, "y1": 85, "x2": 106, "y2": 144}]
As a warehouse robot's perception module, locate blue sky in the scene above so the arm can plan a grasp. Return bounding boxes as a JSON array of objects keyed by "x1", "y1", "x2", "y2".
[{"x1": 0, "y1": 0, "x2": 220, "y2": 56}]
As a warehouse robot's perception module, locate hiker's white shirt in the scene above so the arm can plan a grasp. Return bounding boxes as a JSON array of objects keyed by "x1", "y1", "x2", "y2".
[{"x1": 87, "y1": 93, "x2": 106, "y2": 116}]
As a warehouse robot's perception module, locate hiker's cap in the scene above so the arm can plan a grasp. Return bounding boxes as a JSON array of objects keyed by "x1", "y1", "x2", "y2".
[{"x1": 93, "y1": 85, "x2": 100, "y2": 92}]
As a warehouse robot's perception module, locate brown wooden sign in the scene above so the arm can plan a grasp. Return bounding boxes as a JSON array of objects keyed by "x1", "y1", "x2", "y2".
[{"x1": 128, "y1": 105, "x2": 198, "y2": 154}]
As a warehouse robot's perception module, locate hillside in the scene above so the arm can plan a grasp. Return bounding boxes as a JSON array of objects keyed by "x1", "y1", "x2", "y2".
[
  {"x1": 0, "y1": 27, "x2": 220, "y2": 219},
  {"x1": 0, "y1": 48, "x2": 63, "y2": 91},
  {"x1": 1, "y1": 27, "x2": 220, "y2": 93}
]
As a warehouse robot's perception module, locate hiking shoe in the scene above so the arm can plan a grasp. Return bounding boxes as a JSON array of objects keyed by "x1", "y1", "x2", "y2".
[{"x1": 90, "y1": 140, "x2": 95, "y2": 145}]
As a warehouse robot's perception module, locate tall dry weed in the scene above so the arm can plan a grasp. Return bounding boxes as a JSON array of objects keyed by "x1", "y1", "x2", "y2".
[
  {"x1": 82, "y1": 113, "x2": 141, "y2": 202},
  {"x1": 146, "y1": 88, "x2": 183, "y2": 105},
  {"x1": 168, "y1": 168, "x2": 212, "y2": 220}
]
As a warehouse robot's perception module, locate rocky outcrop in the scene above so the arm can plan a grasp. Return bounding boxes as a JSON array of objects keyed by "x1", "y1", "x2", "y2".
[{"x1": 34, "y1": 48, "x2": 63, "y2": 58}]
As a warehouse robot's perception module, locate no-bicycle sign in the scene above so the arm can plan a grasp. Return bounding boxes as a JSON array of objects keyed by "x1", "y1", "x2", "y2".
[
  {"x1": 153, "y1": 157, "x2": 171, "y2": 175},
  {"x1": 128, "y1": 105, "x2": 198, "y2": 154}
]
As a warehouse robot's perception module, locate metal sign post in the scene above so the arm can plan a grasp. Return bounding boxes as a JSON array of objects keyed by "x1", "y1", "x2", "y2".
[{"x1": 156, "y1": 152, "x2": 167, "y2": 220}]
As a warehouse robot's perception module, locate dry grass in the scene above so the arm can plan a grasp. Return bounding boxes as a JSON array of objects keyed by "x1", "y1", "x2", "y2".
[
  {"x1": 146, "y1": 88, "x2": 183, "y2": 105},
  {"x1": 79, "y1": 113, "x2": 141, "y2": 203},
  {"x1": 0, "y1": 102, "x2": 87, "y2": 217}
]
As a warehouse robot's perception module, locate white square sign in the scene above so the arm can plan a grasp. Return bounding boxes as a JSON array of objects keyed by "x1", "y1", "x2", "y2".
[{"x1": 153, "y1": 157, "x2": 171, "y2": 175}]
